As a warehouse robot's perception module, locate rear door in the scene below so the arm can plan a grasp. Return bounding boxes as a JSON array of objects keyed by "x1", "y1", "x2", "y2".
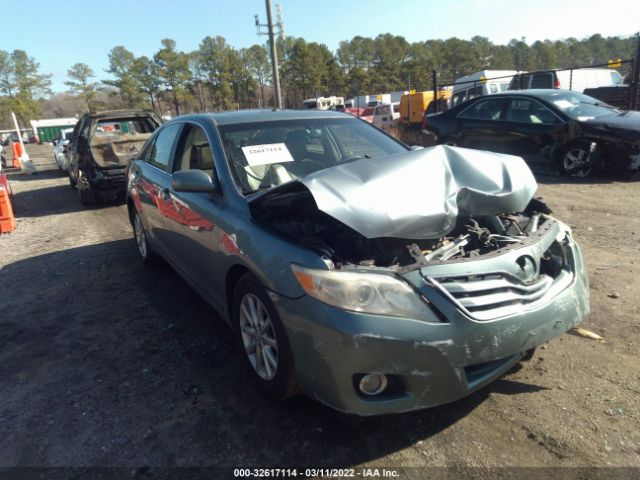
[
  {"x1": 501, "y1": 97, "x2": 564, "y2": 158},
  {"x1": 454, "y1": 97, "x2": 511, "y2": 151},
  {"x1": 129, "y1": 123, "x2": 183, "y2": 255}
]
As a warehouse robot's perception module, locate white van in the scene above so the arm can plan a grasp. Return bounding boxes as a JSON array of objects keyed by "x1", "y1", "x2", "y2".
[
  {"x1": 451, "y1": 70, "x2": 517, "y2": 107},
  {"x1": 302, "y1": 96, "x2": 345, "y2": 110},
  {"x1": 508, "y1": 68, "x2": 623, "y2": 93},
  {"x1": 373, "y1": 103, "x2": 400, "y2": 129}
]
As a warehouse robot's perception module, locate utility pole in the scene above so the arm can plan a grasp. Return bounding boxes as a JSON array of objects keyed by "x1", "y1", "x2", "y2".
[{"x1": 255, "y1": 1, "x2": 283, "y2": 109}]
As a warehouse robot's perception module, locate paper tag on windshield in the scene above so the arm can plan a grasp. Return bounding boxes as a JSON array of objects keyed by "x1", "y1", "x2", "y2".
[
  {"x1": 553, "y1": 100, "x2": 574, "y2": 109},
  {"x1": 242, "y1": 143, "x2": 294, "y2": 167}
]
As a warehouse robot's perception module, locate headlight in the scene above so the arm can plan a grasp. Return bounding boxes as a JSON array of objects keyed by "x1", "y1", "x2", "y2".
[{"x1": 291, "y1": 264, "x2": 432, "y2": 320}]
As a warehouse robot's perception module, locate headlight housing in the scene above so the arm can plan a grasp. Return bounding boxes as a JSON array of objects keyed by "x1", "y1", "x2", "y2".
[{"x1": 291, "y1": 264, "x2": 433, "y2": 320}]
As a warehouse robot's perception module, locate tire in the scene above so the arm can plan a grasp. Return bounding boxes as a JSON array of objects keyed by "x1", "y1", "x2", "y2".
[
  {"x1": 232, "y1": 273, "x2": 298, "y2": 401},
  {"x1": 558, "y1": 142, "x2": 597, "y2": 177},
  {"x1": 132, "y1": 211, "x2": 162, "y2": 266},
  {"x1": 78, "y1": 185, "x2": 97, "y2": 205},
  {"x1": 439, "y1": 137, "x2": 458, "y2": 147},
  {"x1": 77, "y1": 173, "x2": 97, "y2": 205}
]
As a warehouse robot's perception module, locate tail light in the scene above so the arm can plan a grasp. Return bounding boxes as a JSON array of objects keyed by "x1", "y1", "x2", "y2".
[{"x1": 553, "y1": 78, "x2": 560, "y2": 89}]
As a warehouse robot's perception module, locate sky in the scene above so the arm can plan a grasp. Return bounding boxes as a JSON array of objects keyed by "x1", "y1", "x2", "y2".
[{"x1": 3, "y1": 0, "x2": 639, "y2": 93}]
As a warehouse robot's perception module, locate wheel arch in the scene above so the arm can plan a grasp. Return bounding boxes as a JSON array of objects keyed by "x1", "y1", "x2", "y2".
[{"x1": 225, "y1": 264, "x2": 253, "y2": 321}]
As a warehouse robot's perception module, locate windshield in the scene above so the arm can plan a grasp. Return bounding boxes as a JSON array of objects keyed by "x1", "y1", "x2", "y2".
[
  {"x1": 549, "y1": 91, "x2": 620, "y2": 120},
  {"x1": 218, "y1": 117, "x2": 408, "y2": 194}
]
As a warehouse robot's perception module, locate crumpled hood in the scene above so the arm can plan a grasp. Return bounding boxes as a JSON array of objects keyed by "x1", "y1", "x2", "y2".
[{"x1": 252, "y1": 145, "x2": 537, "y2": 240}]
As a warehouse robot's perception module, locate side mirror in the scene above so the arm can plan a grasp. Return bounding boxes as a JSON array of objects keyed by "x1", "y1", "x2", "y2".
[{"x1": 172, "y1": 169, "x2": 217, "y2": 193}]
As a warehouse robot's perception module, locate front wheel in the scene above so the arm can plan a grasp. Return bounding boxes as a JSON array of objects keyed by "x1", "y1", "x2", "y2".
[
  {"x1": 232, "y1": 273, "x2": 298, "y2": 401},
  {"x1": 558, "y1": 142, "x2": 596, "y2": 177}
]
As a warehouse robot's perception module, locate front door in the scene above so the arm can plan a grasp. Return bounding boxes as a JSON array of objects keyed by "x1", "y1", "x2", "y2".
[{"x1": 160, "y1": 123, "x2": 226, "y2": 311}]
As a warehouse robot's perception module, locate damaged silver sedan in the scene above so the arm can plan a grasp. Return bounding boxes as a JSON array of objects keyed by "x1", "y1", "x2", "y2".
[{"x1": 127, "y1": 110, "x2": 590, "y2": 415}]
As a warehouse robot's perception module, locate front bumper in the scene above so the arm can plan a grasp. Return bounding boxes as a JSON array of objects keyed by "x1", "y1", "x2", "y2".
[{"x1": 272, "y1": 223, "x2": 590, "y2": 416}]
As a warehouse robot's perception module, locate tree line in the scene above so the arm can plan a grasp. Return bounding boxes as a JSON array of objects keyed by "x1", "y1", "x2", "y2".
[{"x1": 0, "y1": 33, "x2": 636, "y2": 127}]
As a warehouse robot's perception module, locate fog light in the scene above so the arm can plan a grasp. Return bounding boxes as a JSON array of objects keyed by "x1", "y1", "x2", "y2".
[{"x1": 359, "y1": 373, "x2": 388, "y2": 395}]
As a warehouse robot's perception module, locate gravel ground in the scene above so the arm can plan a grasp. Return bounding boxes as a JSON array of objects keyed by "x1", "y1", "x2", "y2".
[{"x1": 0, "y1": 145, "x2": 639, "y2": 476}]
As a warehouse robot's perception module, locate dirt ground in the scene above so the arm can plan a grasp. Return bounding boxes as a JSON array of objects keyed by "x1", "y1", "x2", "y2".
[{"x1": 0, "y1": 145, "x2": 639, "y2": 476}]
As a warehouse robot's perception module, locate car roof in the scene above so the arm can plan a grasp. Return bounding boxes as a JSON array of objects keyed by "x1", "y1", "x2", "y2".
[
  {"x1": 176, "y1": 109, "x2": 351, "y2": 126},
  {"x1": 489, "y1": 89, "x2": 578, "y2": 99},
  {"x1": 86, "y1": 109, "x2": 157, "y2": 120}
]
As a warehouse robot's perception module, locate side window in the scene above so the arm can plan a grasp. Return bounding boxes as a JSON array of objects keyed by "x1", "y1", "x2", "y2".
[
  {"x1": 611, "y1": 71, "x2": 623, "y2": 85},
  {"x1": 467, "y1": 86, "x2": 484, "y2": 100},
  {"x1": 173, "y1": 124, "x2": 215, "y2": 177},
  {"x1": 490, "y1": 84, "x2": 498, "y2": 94},
  {"x1": 140, "y1": 135, "x2": 157, "y2": 162},
  {"x1": 506, "y1": 99, "x2": 558, "y2": 124},
  {"x1": 532, "y1": 73, "x2": 553, "y2": 89},
  {"x1": 146, "y1": 123, "x2": 181, "y2": 172},
  {"x1": 452, "y1": 91, "x2": 466, "y2": 107},
  {"x1": 459, "y1": 98, "x2": 504, "y2": 120},
  {"x1": 513, "y1": 74, "x2": 531, "y2": 90}
]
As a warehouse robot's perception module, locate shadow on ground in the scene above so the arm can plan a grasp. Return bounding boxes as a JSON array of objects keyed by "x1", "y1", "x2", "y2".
[
  {"x1": 0, "y1": 239, "x2": 547, "y2": 467},
  {"x1": 7, "y1": 171, "x2": 124, "y2": 218}
]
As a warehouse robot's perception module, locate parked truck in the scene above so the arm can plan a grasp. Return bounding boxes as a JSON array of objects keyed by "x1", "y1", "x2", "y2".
[
  {"x1": 302, "y1": 96, "x2": 345, "y2": 110},
  {"x1": 400, "y1": 90, "x2": 452, "y2": 128},
  {"x1": 30, "y1": 117, "x2": 78, "y2": 144}
]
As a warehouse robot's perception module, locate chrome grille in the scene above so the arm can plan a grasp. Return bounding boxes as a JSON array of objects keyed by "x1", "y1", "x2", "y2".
[{"x1": 428, "y1": 271, "x2": 570, "y2": 321}]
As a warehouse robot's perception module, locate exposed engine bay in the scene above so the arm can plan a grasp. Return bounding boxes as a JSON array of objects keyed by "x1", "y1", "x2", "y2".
[
  {"x1": 251, "y1": 183, "x2": 554, "y2": 270},
  {"x1": 249, "y1": 145, "x2": 557, "y2": 271}
]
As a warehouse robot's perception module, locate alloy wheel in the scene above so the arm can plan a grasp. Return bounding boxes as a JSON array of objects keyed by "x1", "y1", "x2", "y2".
[
  {"x1": 239, "y1": 293, "x2": 279, "y2": 381},
  {"x1": 134, "y1": 214, "x2": 148, "y2": 258},
  {"x1": 563, "y1": 147, "x2": 592, "y2": 177}
]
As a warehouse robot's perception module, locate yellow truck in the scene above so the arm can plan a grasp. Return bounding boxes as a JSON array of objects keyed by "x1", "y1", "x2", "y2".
[{"x1": 400, "y1": 90, "x2": 451, "y2": 127}]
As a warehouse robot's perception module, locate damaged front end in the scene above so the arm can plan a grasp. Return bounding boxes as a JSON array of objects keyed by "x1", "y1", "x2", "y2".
[
  {"x1": 251, "y1": 146, "x2": 554, "y2": 273},
  {"x1": 251, "y1": 146, "x2": 590, "y2": 414}
]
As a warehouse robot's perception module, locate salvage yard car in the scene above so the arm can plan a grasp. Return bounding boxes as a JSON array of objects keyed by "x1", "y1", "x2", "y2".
[
  {"x1": 423, "y1": 89, "x2": 640, "y2": 177},
  {"x1": 127, "y1": 110, "x2": 590, "y2": 415},
  {"x1": 67, "y1": 110, "x2": 161, "y2": 204},
  {"x1": 53, "y1": 127, "x2": 74, "y2": 171}
]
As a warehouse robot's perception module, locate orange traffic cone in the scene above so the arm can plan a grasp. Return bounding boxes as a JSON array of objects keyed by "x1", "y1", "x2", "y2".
[
  {"x1": 11, "y1": 142, "x2": 21, "y2": 169},
  {"x1": 0, "y1": 174, "x2": 16, "y2": 233}
]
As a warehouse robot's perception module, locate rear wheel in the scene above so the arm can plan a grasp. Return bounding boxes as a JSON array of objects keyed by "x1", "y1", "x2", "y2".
[
  {"x1": 133, "y1": 212, "x2": 161, "y2": 266},
  {"x1": 68, "y1": 169, "x2": 77, "y2": 189},
  {"x1": 77, "y1": 173, "x2": 97, "y2": 205},
  {"x1": 232, "y1": 273, "x2": 298, "y2": 401}
]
